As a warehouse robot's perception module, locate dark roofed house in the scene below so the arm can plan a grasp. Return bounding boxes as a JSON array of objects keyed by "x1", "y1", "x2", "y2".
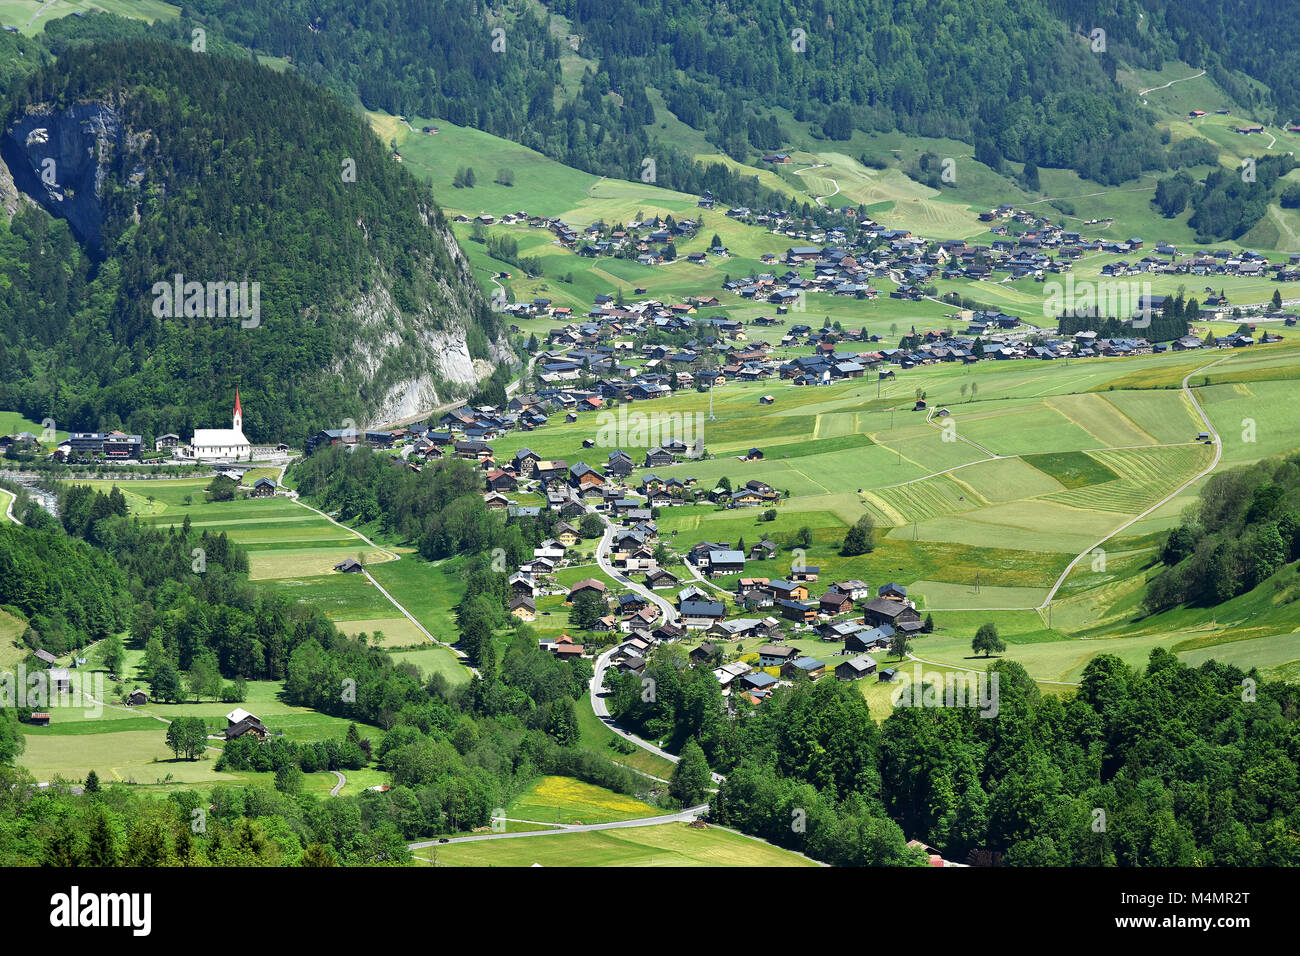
[
  {"x1": 335, "y1": 558, "x2": 363, "y2": 573},
  {"x1": 819, "y1": 590, "x2": 854, "y2": 616},
  {"x1": 862, "y1": 597, "x2": 919, "y2": 628},
  {"x1": 835, "y1": 654, "x2": 878, "y2": 680},
  {"x1": 567, "y1": 578, "x2": 608, "y2": 601},
  {"x1": 680, "y1": 600, "x2": 727, "y2": 629},
  {"x1": 225, "y1": 708, "x2": 268, "y2": 740},
  {"x1": 845, "y1": 624, "x2": 894, "y2": 653},
  {"x1": 690, "y1": 642, "x2": 720, "y2": 665}
]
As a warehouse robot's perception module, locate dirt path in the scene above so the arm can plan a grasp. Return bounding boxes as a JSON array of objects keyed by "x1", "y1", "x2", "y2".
[
  {"x1": 1037, "y1": 356, "x2": 1228, "y2": 609},
  {"x1": 1138, "y1": 69, "x2": 1205, "y2": 96}
]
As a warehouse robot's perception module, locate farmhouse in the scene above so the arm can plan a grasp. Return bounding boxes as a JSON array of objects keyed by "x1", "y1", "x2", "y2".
[
  {"x1": 767, "y1": 580, "x2": 810, "y2": 602},
  {"x1": 846, "y1": 624, "x2": 894, "y2": 653},
  {"x1": 757, "y1": 644, "x2": 799, "y2": 667},
  {"x1": 225, "y1": 708, "x2": 268, "y2": 740},
  {"x1": 690, "y1": 642, "x2": 720, "y2": 665},
  {"x1": 250, "y1": 477, "x2": 277, "y2": 497},
  {"x1": 681, "y1": 599, "x2": 727, "y2": 629},
  {"x1": 785, "y1": 656, "x2": 826, "y2": 680},
  {"x1": 705, "y1": 549, "x2": 746, "y2": 576},
  {"x1": 835, "y1": 654, "x2": 878, "y2": 680},
  {"x1": 819, "y1": 590, "x2": 854, "y2": 616},
  {"x1": 862, "y1": 598, "x2": 920, "y2": 628},
  {"x1": 567, "y1": 578, "x2": 608, "y2": 602}
]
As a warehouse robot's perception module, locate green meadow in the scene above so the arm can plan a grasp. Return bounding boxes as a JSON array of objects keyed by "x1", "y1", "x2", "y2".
[{"x1": 416, "y1": 822, "x2": 817, "y2": 867}]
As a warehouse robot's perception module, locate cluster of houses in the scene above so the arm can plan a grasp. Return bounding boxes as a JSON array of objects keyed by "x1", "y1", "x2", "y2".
[
  {"x1": 454, "y1": 209, "x2": 706, "y2": 267},
  {"x1": 602, "y1": 574, "x2": 922, "y2": 708}
]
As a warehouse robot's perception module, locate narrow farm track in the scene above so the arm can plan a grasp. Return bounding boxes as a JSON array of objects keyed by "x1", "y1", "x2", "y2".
[
  {"x1": 362, "y1": 567, "x2": 479, "y2": 677},
  {"x1": 409, "y1": 805, "x2": 710, "y2": 849},
  {"x1": 1037, "y1": 356, "x2": 1228, "y2": 609},
  {"x1": 330, "y1": 771, "x2": 346, "y2": 796},
  {"x1": 281, "y1": 465, "x2": 476, "y2": 676},
  {"x1": 1137, "y1": 69, "x2": 1205, "y2": 96},
  {"x1": 287, "y1": 494, "x2": 400, "y2": 563},
  {"x1": 792, "y1": 163, "x2": 838, "y2": 206}
]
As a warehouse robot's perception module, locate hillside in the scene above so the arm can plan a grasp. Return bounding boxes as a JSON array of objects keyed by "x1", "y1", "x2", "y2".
[{"x1": 0, "y1": 40, "x2": 512, "y2": 442}]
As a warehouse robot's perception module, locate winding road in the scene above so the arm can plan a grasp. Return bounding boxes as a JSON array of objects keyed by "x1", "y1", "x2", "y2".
[
  {"x1": 587, "y1": 508, "x2": 724, "y2": 784},
  {"x1": 792, "y1": 163, "x2": 839, "y2": 207}
]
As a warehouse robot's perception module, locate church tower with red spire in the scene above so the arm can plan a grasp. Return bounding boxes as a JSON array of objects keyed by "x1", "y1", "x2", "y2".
[{"x1": 233, "y1": 389, "x2": 243, "y2": 432}]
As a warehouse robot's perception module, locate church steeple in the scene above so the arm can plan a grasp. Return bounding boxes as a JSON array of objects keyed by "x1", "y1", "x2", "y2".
[{"x1": 233, "y1": 390, "x2": 243, "y2": 432}]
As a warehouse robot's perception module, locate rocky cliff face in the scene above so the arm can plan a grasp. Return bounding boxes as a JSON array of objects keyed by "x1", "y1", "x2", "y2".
[
  {"x1": 2, "y1": 97, "x2": 513, "y2": 426},
  {"x1": 339, "y1": 208, "x2": 514, "y2": 427},
  {"x1": 1, "y1": 100, "x2": 123, "y2": 254}
]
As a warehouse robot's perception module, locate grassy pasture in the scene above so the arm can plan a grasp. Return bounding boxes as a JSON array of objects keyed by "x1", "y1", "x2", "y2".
[
  {"x1": 507, "y1": 775, "x2": 661, "y2": 826},
  {"x1": 417, "y1": 822, "x2": 817, "y2": 867}
]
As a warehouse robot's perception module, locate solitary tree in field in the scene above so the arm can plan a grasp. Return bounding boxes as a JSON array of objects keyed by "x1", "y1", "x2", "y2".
[
  {"x1": 151, "y1": 660, "x2": 184, "y2": 703},
  {"x1": 670, "y1": 738, "x2": 712, "y2": 805},
  {"x1": 164, "y1": 717, "x2": 207, "y2": 760},
  {"x1": 972, "y1": 622, "x2": 1005, "y2": 658},
  {"x1": 495, "y1": 167, "x2": 515, "y2": 186},
  {"x1": 889, "y1": 631, "x2": 910, "y2": 661},
  {"x1": 841, "y1": 514, "x2": 875, "y2": 555},
  {"x1": 100, "y1": 634, "x2": 125, "y2": 678}
]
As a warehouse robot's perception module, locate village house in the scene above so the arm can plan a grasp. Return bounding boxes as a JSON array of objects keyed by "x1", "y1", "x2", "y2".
[
  {"x1": 757, "y1": 644, "x2": 799, "y2": 668},
  {"x1": 835, "y1": 654, "x2": 878, "y2": 680},
  {"x1": 862, "y1": 597, "x2": 920, "y2": 628}
]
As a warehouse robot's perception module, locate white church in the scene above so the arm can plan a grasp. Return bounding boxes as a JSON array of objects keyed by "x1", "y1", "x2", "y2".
[{"x1": 190, "y1": 391, "x2": 252, "y2": 462}]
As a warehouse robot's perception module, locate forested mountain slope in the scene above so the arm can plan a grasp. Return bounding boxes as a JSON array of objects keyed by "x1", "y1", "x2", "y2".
[
  {"x1": 181, "y1": 0, "x2": 1300, "y2": 195},
  {"x1": 0, "y1": 40, "x2": 510, "y2": 441}
]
